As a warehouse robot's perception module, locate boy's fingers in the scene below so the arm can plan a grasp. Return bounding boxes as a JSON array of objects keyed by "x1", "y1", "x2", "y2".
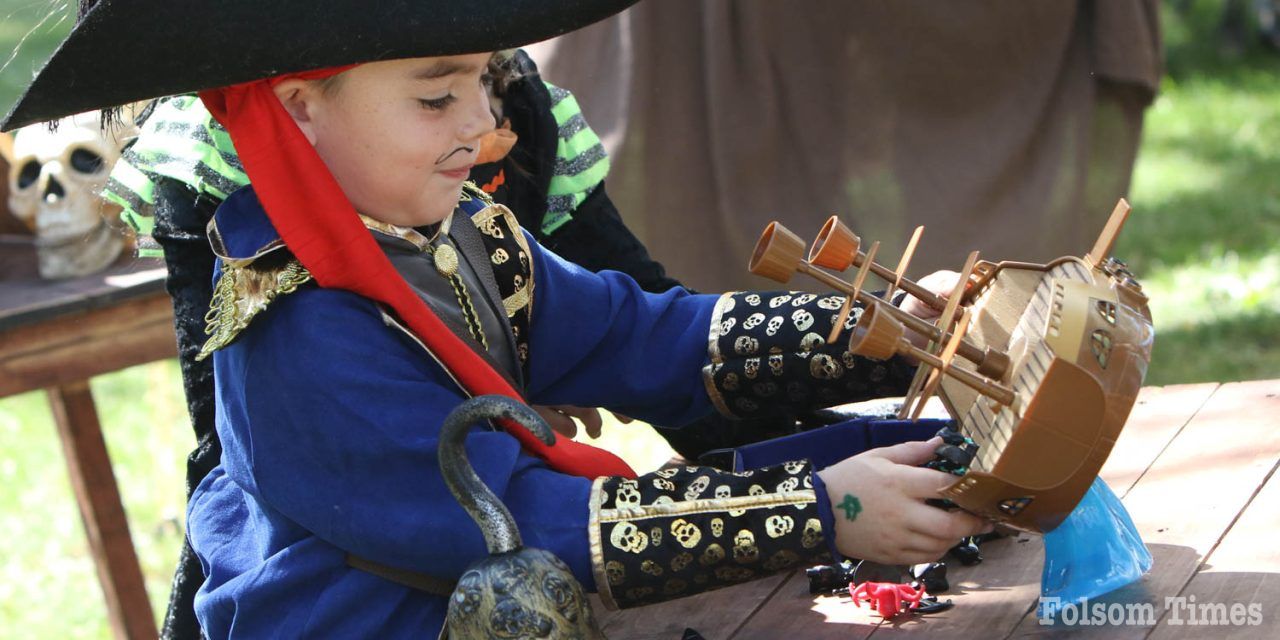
[
  {"x1": 898, "y1": 465, "x2": 965, "y2": 498},
  {"x1": 575, "y1": 407, "x2": 604, "y2": 439},
  {"x1": 906, "y1": 503, "x2": 993, "y2": 541},
  {"x1": 534, "y1": 406, "x2": 577, "y2": 438},
  {"x1": 869, "y1": 437, "x2": 942, "y2": 466},
  {"x1": 891, "y1": 537, "x2": 951, "y2": 564}
]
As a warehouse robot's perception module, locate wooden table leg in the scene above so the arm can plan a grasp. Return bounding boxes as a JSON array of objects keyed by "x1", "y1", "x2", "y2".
[{"x1": 48, "y1": 381, "x2": 158, "y2": 640}]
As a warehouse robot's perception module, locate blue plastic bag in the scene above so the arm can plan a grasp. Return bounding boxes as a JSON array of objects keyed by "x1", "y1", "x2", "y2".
[{"x1": 1039, "y1": 477, "x2": 1152, "y2": 617}]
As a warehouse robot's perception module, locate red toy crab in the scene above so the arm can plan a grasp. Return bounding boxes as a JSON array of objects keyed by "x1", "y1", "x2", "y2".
[{"x1": 849, "y1": 581, "x2": 924, "y2": 618}]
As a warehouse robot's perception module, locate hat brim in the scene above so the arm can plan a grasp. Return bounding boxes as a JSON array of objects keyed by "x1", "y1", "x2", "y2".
[{"x1": 3, "y1": 0, "x2": 637, "y2": 131}]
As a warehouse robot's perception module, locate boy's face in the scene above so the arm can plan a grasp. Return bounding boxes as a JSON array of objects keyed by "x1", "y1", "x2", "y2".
[{"x1": 279, "y1": 54, "x2": 495, "y2": 227}]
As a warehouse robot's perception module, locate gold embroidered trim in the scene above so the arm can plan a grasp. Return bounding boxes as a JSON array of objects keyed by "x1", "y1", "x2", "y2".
[
  {"x1": 503, "y1": 285, "x2": 532, "y2": 317},
  {"x1": 702, "y1": 292, "x2": 738, "y2": 418},
  {"x1": 702, "y1": 369, "x2": 736, "y2": 419},
  {"x1": 461, "y1": 180, "x2": 495, "y2": 205},
  {"x1": 597, "y1": 490, "x2": 816, "y2": 524},
  {"x1": 707, "y1": 292, "x2": 736, "y2": 365},
  {"x1": 472, "y1": 203, "x2": 535, "y2": 318},
  {"x1": 357, "y1": 212, "x2": 454, "y2": 251},
  {"x1": 470, "y1": 203, "x2": 504, "y2": 226},
  {"x1": 589, "y1": 476, "x2": 620, "y2": 611},
  {"x1": 196, "y1": 259, "x2": 314, "y2": 360},
  {"x1": 440, "y1": 244, "x2": 489, "y2": 349}
]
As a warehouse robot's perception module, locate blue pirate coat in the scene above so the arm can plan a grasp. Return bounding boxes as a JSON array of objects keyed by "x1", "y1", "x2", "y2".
[{"x1": 188, "y1": 187, "x2": 908, "y2": 637}]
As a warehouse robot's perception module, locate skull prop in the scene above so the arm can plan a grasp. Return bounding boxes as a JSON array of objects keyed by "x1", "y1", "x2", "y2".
[{"x1": 8, "y1": 110, "x2": 138, "y2": 279}]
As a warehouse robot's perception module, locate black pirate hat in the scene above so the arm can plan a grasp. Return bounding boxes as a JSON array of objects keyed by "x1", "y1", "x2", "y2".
[{"x1": 2, "y1": 0, "x2": 637, "y2": 130}]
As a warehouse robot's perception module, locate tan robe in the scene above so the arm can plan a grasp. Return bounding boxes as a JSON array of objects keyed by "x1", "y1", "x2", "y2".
[{"x1": 527, "y1": 0, "x2": 1161, "y2": 292}]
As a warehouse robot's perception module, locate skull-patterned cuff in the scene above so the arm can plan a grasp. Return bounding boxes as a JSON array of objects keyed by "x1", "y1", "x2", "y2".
[
  {"x1": 702, "y1": 291, "x2": 916, "y2": 420},
  {"x1": 589, "y1": 461, "x2": 831, "y2": 610}
]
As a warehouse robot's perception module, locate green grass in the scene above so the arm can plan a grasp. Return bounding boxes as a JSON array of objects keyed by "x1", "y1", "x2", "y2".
[
  {"x1": 0, "y1": 361, "x2": 192, "y2": 638},
  {"x1": 1120, "y1": 0, "x2": 1280, "y2": 384},
  {"x1": 2, "y1": 0, "x2": 1279, "y2": 636}
]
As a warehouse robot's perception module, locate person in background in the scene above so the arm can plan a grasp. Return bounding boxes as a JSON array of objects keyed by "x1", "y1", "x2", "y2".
[{"x1": 528, "y1": 0, "x2": 1163, "y2": 291}]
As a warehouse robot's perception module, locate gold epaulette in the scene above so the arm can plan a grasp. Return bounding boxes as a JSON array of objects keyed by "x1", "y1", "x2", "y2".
[
  {"x1": 461, "y1": 180, "x2": 496, "y2": 206},
  {"x1": 196, "y1": 259, "x2": 314, "y2": 361}
]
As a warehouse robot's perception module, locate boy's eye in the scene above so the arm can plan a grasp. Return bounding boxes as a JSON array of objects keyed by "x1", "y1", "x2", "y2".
[
  {"x1": 418, "y1": 95, "x2": 456, "y2": 111},
  {"x1": 480, "y1": 73, "x2": 494, "y2": 88}
]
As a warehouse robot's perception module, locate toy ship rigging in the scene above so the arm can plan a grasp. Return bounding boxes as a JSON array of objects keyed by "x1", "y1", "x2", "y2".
[{"x1": 748, "y1": 200, "x2": 1153, "y2": 533}]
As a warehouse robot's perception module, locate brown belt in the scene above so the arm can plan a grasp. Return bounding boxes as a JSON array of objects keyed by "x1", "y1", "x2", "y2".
[{"x1": 345, "y1": 554, "x2": 457, "y2": 596}]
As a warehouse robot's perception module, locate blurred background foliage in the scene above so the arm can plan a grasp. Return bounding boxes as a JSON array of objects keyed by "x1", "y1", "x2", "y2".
[
  {"x1": 1125, "y1": 0, "x2": 1280, "y2": 384},
  {"x1": 1, "y1": 0, "x2": 1277, "y2": 636}
]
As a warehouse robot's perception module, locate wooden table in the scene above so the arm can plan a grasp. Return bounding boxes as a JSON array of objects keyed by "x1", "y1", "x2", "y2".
[
  {"x1": 597, "y1": 380, "x2": 1280, "y2": 639},
  {"x1": 1, "y1": 258, "x2": 176, "y2": 640}
]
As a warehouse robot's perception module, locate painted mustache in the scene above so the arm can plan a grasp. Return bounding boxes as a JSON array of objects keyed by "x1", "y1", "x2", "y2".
[{"x1": 436, "y1": 146, "x2": 475, "y2": 165}]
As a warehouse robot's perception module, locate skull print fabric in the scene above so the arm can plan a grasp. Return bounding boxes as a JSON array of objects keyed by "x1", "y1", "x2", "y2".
[
  {"x1": 466, "y1": 188, "x2": 535, "y2": 371},
  {"x1": 591, "y1": 462, "x2": 831, "y2": 609},
  {"x1": 704, "y1": 291, "x2": 916, "y2": 420}
]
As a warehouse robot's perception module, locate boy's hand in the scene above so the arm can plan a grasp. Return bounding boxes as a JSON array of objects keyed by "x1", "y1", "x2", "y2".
[
  {"x1": 815, "y1": 437, "x2": 993, "y2": 565},
  {"x1": 899, "y1": 270, "x2": 961, "y2": 320},
  {"x1": 534, "y1": 405, "x2": 604, "y2": 439}
]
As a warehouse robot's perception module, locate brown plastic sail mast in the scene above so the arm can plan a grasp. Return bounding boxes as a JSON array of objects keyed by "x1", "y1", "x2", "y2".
[{"x1": 745, "y1": 200, "x2": 1153, "y2": 533}]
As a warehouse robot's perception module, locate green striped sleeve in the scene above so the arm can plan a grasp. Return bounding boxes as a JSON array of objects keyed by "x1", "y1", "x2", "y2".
[
  {"x1": 541, "y1": 82, "x2": 610, "y2": 236},
  {"x1": 102, "y1": 160, "x2": 163, "y2": 257},
  {"x1": 102, "y1": 96, "x2": 249, "y2": 257}
]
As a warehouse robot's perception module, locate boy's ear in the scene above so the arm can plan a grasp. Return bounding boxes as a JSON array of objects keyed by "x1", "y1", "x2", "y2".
[{"x1": 272, "y1": 79, "x2": 318, "y2": 146}]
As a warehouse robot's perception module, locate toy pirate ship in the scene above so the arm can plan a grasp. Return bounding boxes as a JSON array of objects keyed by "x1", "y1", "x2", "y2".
[{"x1": 748, "y1": 200, "x2": 1152, "y2": 533}]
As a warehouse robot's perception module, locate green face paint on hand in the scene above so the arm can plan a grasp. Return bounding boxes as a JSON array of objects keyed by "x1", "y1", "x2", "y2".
[{"x1": 839, "y1": 494, "x2": 862, "y2": 521}]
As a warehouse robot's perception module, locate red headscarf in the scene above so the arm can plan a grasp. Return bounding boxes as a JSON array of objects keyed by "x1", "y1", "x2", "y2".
[{"x1": 199, "y1": 68, "x2": 635, "y2": 479}]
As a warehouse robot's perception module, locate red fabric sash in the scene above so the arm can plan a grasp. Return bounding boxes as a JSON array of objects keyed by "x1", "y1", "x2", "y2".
[{"x1": 199, "y1": 68, "x2": 635, "y2": 479}]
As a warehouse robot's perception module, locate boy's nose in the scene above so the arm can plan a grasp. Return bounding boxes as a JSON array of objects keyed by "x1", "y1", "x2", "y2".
[{"x1": 459, "y1": 98, "x2": 496, "y2": 144}]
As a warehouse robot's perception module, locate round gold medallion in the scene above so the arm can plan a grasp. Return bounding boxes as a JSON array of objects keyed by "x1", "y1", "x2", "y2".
[{"x1": 433, "y1": 243, "x2": 459, "y2": 277}]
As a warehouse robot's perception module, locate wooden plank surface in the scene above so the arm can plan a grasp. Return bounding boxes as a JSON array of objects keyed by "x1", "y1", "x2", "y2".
[
  {"x1": 732, "y1": 570, "x2": 881, "y2": 640},
  {"x1": 1149, "y1": 448, "x2": 1280, "y2": 639},
  {"x1": 1006, "y1": 379, "x2": 1280, "y2": 638},
  {"x1": 49, "y1": 382, "x2": 158, "y2": 640},
  {"x1": 868, "y1": 534, "x2": 1043, "y2": 639},
  {"x1": 1099, "y1": 384, "x2": 1219, "y2": 497},
  {"x1": 595, "y1": 573, "x2": 791, "y2": 640},
  {"x1": 728, "y1": 383, "x2": 1219, "y2": 639},
  {"x1": 0, "y1": 292, "x2": 175, "y2": 397},
  {"x1": 0, "y1": 261, "x2": 165, "y2": 331},
  {"x1": 0, "y1": 234, "x2": 39, "y2": 280}
]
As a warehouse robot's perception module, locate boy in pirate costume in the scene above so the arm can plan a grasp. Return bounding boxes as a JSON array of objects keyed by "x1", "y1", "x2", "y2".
[
  {"x1": 6, "y1": 2, "x2": 992, "y2": 637},
  {"x1": 100, "y1": 46, "x2": 762, "y2": 639}
]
